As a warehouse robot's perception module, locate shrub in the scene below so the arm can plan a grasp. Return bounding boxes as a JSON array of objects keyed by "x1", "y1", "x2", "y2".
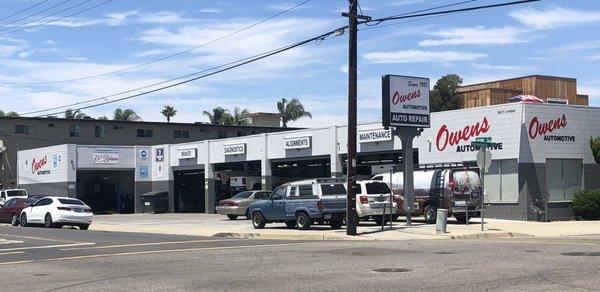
[
  {"x1": 570, "y1": 189, "x2": 600, "y2": 220},
  {"x1": 591, "y1": 136, "x2": 600, "y2": 164}
]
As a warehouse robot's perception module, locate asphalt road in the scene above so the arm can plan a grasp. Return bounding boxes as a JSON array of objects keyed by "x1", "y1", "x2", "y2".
[{"x1": 0, "y1": 225, "x2": 599, "y2": 291}]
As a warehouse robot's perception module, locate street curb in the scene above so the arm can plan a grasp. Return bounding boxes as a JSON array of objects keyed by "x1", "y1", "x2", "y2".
[
  {"x1": 211, "y1": 232, "x2": 371, "y2": 241},
  {"x1": 449, "y1": 232, "x2": 533, "y2": 240}
]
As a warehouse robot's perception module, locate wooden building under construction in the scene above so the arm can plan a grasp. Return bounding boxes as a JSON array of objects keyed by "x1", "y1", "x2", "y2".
[{"x1": 457, "y1": 75, "x2": 589, "y2": 109}]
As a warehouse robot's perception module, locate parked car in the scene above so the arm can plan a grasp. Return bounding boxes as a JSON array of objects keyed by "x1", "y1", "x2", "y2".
[
  {"x1": 372, "y1": 168, "x2": 482, "y2": 224},
  {"x1": 20, "y1": 197, "x2": 93, "y2": 230},
  {"x1": 0, "y1": 197, "x2": 37, "y2": 226},
  {"x1": 355, "y1": 180, "x2": 397, "y2": 225},
  {"x1": 0, "y1": 189, "x2": 29, "y2": 206},
  {"x1": 248, "y1": 178, "x2": 347, "y2": 230},
  {"x1": 216, "y1": 190, "x2": 271, "y2": 220}
]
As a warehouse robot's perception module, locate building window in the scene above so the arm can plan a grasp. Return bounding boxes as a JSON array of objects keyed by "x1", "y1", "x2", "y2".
[
  {"x1": 174, "y1": 130, "x2": 189, "y2": 139},
  {"x1": 199, "y1": 128, "x2": 209, "y2": 132},
  {"x1": 113, "y1": 125, "x2": 120, "y2": 130},
  {"x1": 94, "y1": 125, "x2": 106, "y2": 138},
  {"x1": 48, "y1": 123, "x2": 55, "y2": 128},
  {"x1": 485, "y1": 159, "x2": 519, "y2": 202},
  {"x1": 69, "y1": 125, "x2": 81, "y2": 137},
  {"x1": 237, "y1": 131, "x2": 246, "y2": 137},
  {"x1": 218, "y1": 130, "x2": 227, "y2": 139},
  {"x1": 137, "y1": 129, "x2": 153, "y2": 138},
  {"x1": 14, "y1": 125, "x2": 34, "y2": 134},
  {"x1": 547, "y1": 159, "x2": 582, "y2": 201}
]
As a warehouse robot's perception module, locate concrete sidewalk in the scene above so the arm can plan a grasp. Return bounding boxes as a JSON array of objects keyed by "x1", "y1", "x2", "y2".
[{"x1": 88, "y1": 213, "x2": 600, "y2": 241}]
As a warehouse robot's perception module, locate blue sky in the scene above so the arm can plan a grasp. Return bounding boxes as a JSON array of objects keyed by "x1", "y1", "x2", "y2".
[{"x1": 0, "y1": 0, "x2": 599, "y2": 127}]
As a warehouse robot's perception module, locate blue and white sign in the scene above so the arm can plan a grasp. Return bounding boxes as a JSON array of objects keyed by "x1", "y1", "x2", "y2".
[
  {"x1": 139, "y1": 166, "x2": 149, "y2": 178},
  {"x1": 139, "y1": 149, "x2": 149, "y2": 160},
  {"x1": 155, "y1": 148, "x2": 165, "y2": 162}
]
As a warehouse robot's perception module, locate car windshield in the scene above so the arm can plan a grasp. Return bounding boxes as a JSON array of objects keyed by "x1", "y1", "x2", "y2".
[
  {"x1": 6, "y1": 190, "x2": 27, "y2": 197},
  {"x1": 232, "y1": 191, "x2": 253, "y2": 199},
  {"x1": 58, "y1": 199, "x2": 85, "y2": 205},
  {"x1": 320, "y1": 184, "x2": 346, "y2": 196},
  {"x1": 366, "y1": 182, "x2": 391, "y2": 194}
]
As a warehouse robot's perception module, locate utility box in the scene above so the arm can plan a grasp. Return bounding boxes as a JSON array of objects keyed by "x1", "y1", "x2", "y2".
[{"x1": 140, "y1": 191, "x2": 169, "y2": 213}]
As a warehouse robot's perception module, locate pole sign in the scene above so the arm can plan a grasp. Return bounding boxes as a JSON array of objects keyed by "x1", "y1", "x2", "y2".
[{"x1": 382, "y1": 75, "x2": 430, "y2": 128}]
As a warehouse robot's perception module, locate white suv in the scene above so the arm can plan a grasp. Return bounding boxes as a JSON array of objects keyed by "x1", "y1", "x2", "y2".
[
  {"x1": 0, "y1": 189, "x2": 28, "y2": 206},
  {"x1": 355, "y1": 180, "x2": 396, "y2": 225}
]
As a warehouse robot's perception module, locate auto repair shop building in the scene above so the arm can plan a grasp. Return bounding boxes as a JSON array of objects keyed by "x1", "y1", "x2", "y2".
[{"x1": 18, "y1": 103, "x2": 600, "y2": 220}]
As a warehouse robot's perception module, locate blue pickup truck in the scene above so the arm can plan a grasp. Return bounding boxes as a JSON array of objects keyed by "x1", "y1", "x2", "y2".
[{"x1": 248, "y1": 178, "x2": 347, "y2": 230}]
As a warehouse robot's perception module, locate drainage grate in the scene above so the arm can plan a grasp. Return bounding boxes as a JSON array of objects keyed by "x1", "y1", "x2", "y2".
[
  {"x1": 435, "y1": 251, "x2": 455, "y2": 255},
  {"x1": 524, "y1": 250, "x2": 540, "y2": 253},
  {"x1": 562, "y1": 252, "x2": 600, "y2": 257},
  {"x1": 373, "y1": 268, "x2": 411, "y2": 273}
]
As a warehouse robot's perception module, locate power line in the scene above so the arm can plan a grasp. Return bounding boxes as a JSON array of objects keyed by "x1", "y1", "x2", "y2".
[
  {"x1": 0, "y1": 0, "x2": 311, "y2": 85},
  {"x1": 0, "y1": 0, "x2": 72, "y2": 29},
  {"x1": 0, "y1": 0, "x2": 49, "y2": 22},
  {"x1": 18, "y1": 0, "x2": 540, "y2": 118},
  {"x1": 3, "y1": 0, "x2": 113, "y2": 34}
]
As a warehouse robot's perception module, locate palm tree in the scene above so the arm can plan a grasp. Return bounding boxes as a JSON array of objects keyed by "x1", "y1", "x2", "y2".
[
  {"x1": 161, "y1": 105, "x2": 177, "y2": 123},
  {"x1": 231, "y1": 107, "x2": 250, "y2": 126},
  {"x1": 113, "y1": 108, "x2": 141, "y2": 121},
  {"x1": 64, "y1": 108, "x2": 87, "y2": 119},
  {"x1": 277, "y1": 98, "x2": 312, "y2": 127},
  {"x1": 203, "y1": 107, "x2": 232, "y2": 124}
]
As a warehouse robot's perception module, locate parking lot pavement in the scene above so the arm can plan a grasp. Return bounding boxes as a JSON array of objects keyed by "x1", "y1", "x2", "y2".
[
  {"x1": 0, "y1": 225, "x2": 309, "y2": 266},
  {"x1": 87, "y1": 213, "x2": 600, "y2": 241}
]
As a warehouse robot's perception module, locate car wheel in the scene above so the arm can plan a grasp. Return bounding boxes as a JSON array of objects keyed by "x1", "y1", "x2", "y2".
[
  {"x1": 424, "y1": 206, "x2": 437, "y2": 224},
  {"x1": 20, "y1": 213, "x2": 28, "y2": 227},
  {"x1": 227, "y1": 214, "x2": 238, "y2": 220},
  {"x1": 329, "y1": 218, "x2": 343, "y2": 229},
  {"x1": 252, "y1": 212, "x2": 266, "y2": 229},
  {"x1": 11, "y1": 213, "x2": 19, "y2": 226},
  {"x1": 285, "y1": 220, "x2": 296, "y2": 228},
  {"x1": 44, "y1": 213, "x2": 55, "y2": 228},
  {"x1": 295, "y1": 212, "x2": 311, "y2": 230},
  {"x1": 245, "y1": 209, "x2": 251, "y2": 220},
  {"x1": 79, "y1": 224, "x2": 90, "y2": 230},
  {"x1": 454, "y1": 215, "x2": 468, "y2": 224},
  {"x1": 373, "y1": 215, "x2": 390, "y2": 226}
]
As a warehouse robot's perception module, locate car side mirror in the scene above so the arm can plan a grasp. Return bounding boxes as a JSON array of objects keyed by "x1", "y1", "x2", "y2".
[{"x1": 28, "y1": 203, "x2": 34, "y2": 207}]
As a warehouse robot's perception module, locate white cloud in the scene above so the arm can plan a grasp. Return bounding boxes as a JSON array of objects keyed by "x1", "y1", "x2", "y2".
[
  {"x1": 579, "y1": 85, "x2": 600, "y2": 106},
  {"x1": 471, "y1": 63, "x2": 535, "y2": 72},
  {"x1": 362, "y1": 50, "x2": 487, "y2": 64},
  {"x1": 198, "y1": 8, "x2": 220, "y2": 13},
  {"x1": 419, "y1": 26, "x2": 526, "y2": 46},
  {"x1": 510, "y1": 7, "x2": 600, "y2": 29},
  {"x1": 18, "y1": 51, "x2": 34, "y2": 59},
  {"x1": 551, "y1": 40, "x2": 600, "y2": 53},
  {"x1": 0, "y1": 44, "x2": 24, "y2": 57}
]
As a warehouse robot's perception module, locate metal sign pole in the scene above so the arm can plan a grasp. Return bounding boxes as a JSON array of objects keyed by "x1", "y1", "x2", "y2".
[{"x1": 481, "y1": 147, "x2": 486, "y2": 232}]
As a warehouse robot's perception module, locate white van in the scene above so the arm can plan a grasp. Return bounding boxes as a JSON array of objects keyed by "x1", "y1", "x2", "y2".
[
  {"x1": 372, "y1": 169, "x2": 482, "y2": 224},
  {"x1": 0, "y1": 189, "x2": 29, "y2": 206}
]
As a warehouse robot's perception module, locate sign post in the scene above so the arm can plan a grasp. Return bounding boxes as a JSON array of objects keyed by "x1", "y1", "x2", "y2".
[
  {"x1": 382, "y1": 75, "x2": 430, "y2": 226},
  {"x1": 471, "y1": 137, "x2": 495, "y2": 231}
]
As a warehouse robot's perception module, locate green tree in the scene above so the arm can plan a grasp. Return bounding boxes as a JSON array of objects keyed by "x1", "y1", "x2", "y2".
[
  {"x1": 161, "y1": 105, "x2": 177, "y2": 123},
  {"x1": 591, "y1": 136, "x2": 600, "y2": 164},
  {"x1": 64, "y1": 108, "x2": 87, "y2": 119},
  {"x1": 230, "y1": 107, "x2": 250, "y2": 126},
  {"x1": 430, "y1": 74, "x2": 463, "y2": 112},
  {"x1": 6, "y1": 111, "x2": 19, "y2": 117},
  {"x1": 203, "y1": 107, "x2": 232, "y2": 124},
  {"x1": 113, "y1": 108, "x2": 141, "y2": 121},
  {"x1": 277, "y1": 98, "x2": 312, "y2": 127},
  {"x1": 97, "y1": 115, "x2": 109, "y2": 120}
]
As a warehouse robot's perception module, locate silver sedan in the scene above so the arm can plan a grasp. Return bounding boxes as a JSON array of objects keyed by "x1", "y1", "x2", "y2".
[{"x1": 216, "y1": 190, "x2": 271, "y2": 220}]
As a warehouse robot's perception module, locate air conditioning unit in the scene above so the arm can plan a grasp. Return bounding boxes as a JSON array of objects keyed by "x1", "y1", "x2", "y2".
[{"x1": 546, "y1": 98, "x2": 569, "y2": 105}]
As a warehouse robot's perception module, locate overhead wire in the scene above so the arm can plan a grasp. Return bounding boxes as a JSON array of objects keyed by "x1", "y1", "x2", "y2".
[
  {"x1": 0, "y1": 0, "x2": 49, "y2": 22},
  {"x1": 17, "y1": 0, "x2": 542, "y2": 118},
  {"x1": 0, "y1": 0, "x2": 312, "y2": 85},
  {"x1": 0, "y1": 0, "x2": 72, "y2": 29},
  {"x1": 3, "y1": 0, "x2": 113, "y2": 34}
]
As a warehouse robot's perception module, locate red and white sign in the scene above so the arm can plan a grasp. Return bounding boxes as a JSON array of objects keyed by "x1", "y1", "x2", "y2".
[
  {"x1": 435, "y1": 117, "x2": 491, "y2": 151},
  {"x1": 382, "y1": 75, "x2": 430, "y2": 128},
  {"x1": 93, "y1": 151, "x2": 120, "y2": 164},
  {"x1": 528, "y1": 114, "x2": 574, "y2": 141},
  {"x1": 31, "y1": 155, "x2": 48, "y2": 174}
]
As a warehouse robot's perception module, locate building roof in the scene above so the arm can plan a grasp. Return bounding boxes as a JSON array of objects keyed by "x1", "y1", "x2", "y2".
[
  {"x1": 459, "y1": 74, "x2": 577, "y2": 89},
  {"x1": 0, "y1": 116, "x2": 291, "y2": 130},
  {"x1": 245, "y1": 112, "x2": 284, "y2": 118}
]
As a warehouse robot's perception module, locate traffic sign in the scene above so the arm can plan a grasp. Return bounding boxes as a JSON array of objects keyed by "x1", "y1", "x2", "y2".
[{"x1": 477, "y1": 149, "x2": 492, "y2": 172}]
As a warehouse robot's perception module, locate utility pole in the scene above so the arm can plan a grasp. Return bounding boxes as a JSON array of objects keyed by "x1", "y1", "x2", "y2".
[{"x1": 343, "y1": 0, "x2": 369, "y2": 236}]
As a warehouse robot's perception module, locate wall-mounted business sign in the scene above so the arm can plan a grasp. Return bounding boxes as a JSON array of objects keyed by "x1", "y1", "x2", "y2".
[
  {"x1": 223, "y1": 143, "x2": 246, "y2": 155},
  {"x1": 382, "y1": 75, "x2": 430, "y2": 128},
  {"x1": 177, "y1": 148, "x2": 197, "y2": 159},
  {"x1": 93, "y1": 150, "x2": 119, "y2": 164},
  {"x1": 139, "y1": 149, "x2": 149, "y2": 160},
  {"x1": 284, "y1": 136, "x2": 311, "y2": 149},
  {"x1": 358, "y1": 129, "x2": 392, "y2": 143}
]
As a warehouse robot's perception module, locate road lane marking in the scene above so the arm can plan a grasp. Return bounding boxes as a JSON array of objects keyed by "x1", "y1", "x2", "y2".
[
  {"x1": 0, "y1": 242, "x2": 95, "y2": 252},
  {"x1": 0, "y1": 233, "x2": 86, "y2": 244},
  {"x1": 0, "y1": 242, "x2": 313, "y2": 266},
  {"x1": 461, "y1": 239, "x2": 600, "y2": 246},
  {"x1": 0, "y1": 251, "x2": 24, "y2": 256},
  {"x1": 0, "y1": 240, "x2": 24, "y2": 244},
  {"x1": 59, "y1": 239, "x2": 237, "y2": 251}
]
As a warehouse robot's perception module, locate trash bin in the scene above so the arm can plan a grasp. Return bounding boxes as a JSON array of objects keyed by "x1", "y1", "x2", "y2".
[{"x1": 140, "y1": 191, "x2": 169, "y2": 213}]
